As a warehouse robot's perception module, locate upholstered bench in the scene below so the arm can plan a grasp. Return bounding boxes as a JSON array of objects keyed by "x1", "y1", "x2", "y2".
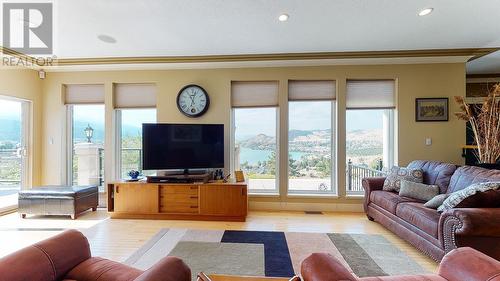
[{"x1": 18, "y1": 185, "x2": 98, "y2": 219}]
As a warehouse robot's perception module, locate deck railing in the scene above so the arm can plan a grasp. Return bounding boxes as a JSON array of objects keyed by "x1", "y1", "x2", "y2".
[
  {"x1": 346, "y1": 159, "x2": 386, "y2": 194},
  {"x1": 0, "y1": 149, "x2": 21, "y2": 188}
]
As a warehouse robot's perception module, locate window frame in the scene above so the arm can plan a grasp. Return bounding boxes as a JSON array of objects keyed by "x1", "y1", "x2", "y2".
[
  {"x1": 345, "y1": 108, "x2": 395, "y2": 196},
  {"x1": 65, "y1": 104, "x2": 106, "y2": 187},
  {"x1": 286, "y1": 100, "x2": 337, "y2": 195},
  {"x1": 231, "y1": 106, "x2": 280, "y2": 195},
  {"x1": 114, "y1": 108, "x2": 157, "y2": 180}
]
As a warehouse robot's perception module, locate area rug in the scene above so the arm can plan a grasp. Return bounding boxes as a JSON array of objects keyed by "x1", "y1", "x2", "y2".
[{"x1": 125, "y1": 229, "x2": 427, "y2": 280}]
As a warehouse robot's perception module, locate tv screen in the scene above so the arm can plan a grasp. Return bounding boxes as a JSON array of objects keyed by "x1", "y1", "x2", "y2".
[{"x1": 142, "y1": 123, "x2": 224, "y2": 170}]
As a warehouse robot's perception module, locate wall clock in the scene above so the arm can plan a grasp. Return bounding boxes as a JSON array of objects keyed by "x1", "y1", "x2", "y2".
[{"x1": 176, "y1": 84, "x2": 210, "y2": 118}]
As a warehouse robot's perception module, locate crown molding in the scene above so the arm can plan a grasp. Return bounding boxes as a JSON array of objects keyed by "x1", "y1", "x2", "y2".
[
  {"x1": 1, "y1": 46, "x2": 498, "y2": 71},
  {"x1": 54, "y1": 48, "x2": 498, "y2": 66}
]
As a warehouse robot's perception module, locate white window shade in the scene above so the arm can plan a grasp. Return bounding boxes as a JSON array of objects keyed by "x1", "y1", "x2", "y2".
[
  {"x1": 115, "y1": 83, "x2": 157, "y2": 108},
  {"x1": 64, "y1": 84, "x2": 104, "y2": 104},
  {"x1": 288, "y1": 80, "x2": 336, "y2": 101},
  {"x1": 346, "y1": 80, "x2": 395, "y2": 109},
  {"x1": 231, "y1": 81, "x2": 279, "y2": 108}
]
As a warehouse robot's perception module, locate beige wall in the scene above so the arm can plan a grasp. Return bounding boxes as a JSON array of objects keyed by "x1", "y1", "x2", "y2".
[
  {"x1": 0, "y1": 69, "x2": 43, "y2": 186},
  {"x1": 39, "y1": 63, "x2": 466, "y2": 208}
]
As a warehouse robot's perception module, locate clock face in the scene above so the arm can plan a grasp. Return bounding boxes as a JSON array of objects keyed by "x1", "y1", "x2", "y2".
[{"x1": 176, "y1": 85, "x2": 210, "y2": 117}]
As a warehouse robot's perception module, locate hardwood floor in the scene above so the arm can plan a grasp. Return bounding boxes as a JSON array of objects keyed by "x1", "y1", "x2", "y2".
[{"x1": 0, "y1": 209, "x2": 438, "y2": 273}]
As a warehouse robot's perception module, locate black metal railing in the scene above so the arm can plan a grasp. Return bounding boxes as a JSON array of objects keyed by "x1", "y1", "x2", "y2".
[
  {"x1": 0, "y1": 149, "x2": 21, "y2": 188},
  {"x1": 346, "y1": 159, "x2": 386, "y2": 194}
]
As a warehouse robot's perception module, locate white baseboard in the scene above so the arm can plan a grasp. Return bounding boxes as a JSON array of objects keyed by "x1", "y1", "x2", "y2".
[{"x1": 249, "y1": 201, "x2": 363, "y2": 212}]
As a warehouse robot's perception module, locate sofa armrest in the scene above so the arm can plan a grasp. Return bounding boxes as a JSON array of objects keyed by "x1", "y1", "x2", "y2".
[
  {"x1": 438, "y1": 247, "x2": 500, "y2": 281},
  {"x1": 439, "y1": 208, "x2": 500, "y2": 252},
  {"x1": 301, "y1": 253, "x2": 357, "y2": 281},
  {"x1": 362, "y1": 177, "x2": 386, "y2": 213},
  {"x1": 133, "y1": 256, "x2": 191, "y2": 281}
]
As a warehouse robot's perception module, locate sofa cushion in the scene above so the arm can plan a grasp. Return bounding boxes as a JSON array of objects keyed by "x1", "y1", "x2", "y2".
[
  {"x1": 65, "y1": 257, "x2": 142, "y2": 281},
  {"x1": 370, "y1": 190, "x2": 420, "y2": 214},
  {"x1": 438, "y1": 181, "x2": 500, "y2": 212},
  {"x1": 399, "y1": 180, "x2": 440, "y2": 201},
  {"x1": 424, "y1": 194, "x2": 450, "y2": 209},
  {"x1": 383, "y1": 166, "x2": 424, "y2": 192},
  {"x1": 408, "y1": 160, "x2": 457, "y2": 194},
  {"x1": 396, "y1": 202, "x2": 441, "y2": 238},
  {"x1": 447, "y1": 166, "x2": 500, "y2": 193}
]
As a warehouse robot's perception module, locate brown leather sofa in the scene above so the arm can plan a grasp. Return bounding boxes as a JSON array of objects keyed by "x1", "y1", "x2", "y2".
[
  {"x1": 363, "y1": 160, "x2": 500, "y2": 261},
  {"x1": 0, "y1": 229, "x2": 191, "y2": 281},
  {"x1": 301, "y1": 247, "x2": 500, "y2": 281}
]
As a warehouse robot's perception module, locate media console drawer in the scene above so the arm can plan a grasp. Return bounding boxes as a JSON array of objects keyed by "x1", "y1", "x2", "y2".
[{"x1": 160, "y1": 185, "x2": 199, "y2": 213}]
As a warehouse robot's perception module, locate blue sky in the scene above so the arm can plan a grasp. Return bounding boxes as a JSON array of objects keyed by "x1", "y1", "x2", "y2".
[
  {"x1": 235, "y1": 103, "x2": 384, "y2": 139},
  {"x1": 73, "y1": 105, "x2": 156, "y2": 127},
  {"x1": 0, "y1": 100, "x2": 21, "y2": 119}
]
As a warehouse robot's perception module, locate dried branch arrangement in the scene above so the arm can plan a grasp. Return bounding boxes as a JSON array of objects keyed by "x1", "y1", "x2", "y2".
[{"x1": 455, "y1": 84, "x2": 500, "y2": 164}]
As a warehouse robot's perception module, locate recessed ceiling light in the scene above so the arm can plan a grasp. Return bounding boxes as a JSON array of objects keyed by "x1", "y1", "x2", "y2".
[
  {"x1": 278, "y1": 14, "x2": 289, "y2": 22},
  {"x1": 97, "y1": 34, "x2": 117, "y2": 44},
  {"x1": 418, "y1": 8, "x2": 434, "y2": 16}
]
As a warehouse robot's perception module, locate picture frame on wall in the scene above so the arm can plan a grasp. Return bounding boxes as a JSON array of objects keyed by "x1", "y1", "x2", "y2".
[{"x1": 415, "y1": 98, "x2": 449, "y2": 122}]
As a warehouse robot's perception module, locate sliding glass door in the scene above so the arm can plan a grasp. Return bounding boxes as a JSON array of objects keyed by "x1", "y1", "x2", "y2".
[{"x1": 0, "y1": 97, "x2": 31, "y2": 210}]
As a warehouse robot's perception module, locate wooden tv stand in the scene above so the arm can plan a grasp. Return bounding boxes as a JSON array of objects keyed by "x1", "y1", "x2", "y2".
[{"x1": 107, "y1": 181, "x2": 247, "y2": 221}]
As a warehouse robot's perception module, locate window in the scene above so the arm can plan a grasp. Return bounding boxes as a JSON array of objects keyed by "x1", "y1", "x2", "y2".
[
  {"x1": 64, "y1": 84, "x2": 105, "y2": 187},
  {"x1": 114, "y1": 83, "x2": 157, "y2": 180},
  {"x1": 345, "y1": 80, "x2": 395, "y2": 195},
  {"x1": 231, "y1": 81, "x2": 279, "y2": 193},
  {"x1": 68, "y1": 104, "x2": 105, "y2": 186},
  {"x1": 0, "y1": 97, "x2": 31, "y2": 210},
  {"x1": 116, "y1": 109, "x2": 156, "y2": 179},
  {"x1": 288, "y1": 80, "x2": 336, "y2": 194}
]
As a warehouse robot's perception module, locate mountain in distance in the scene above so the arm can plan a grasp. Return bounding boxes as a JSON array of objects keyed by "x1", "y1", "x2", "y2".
[
  {"x1": 238, "y1": 129, "x2": 382, "y2": 152},
  {"x1": 73, "y1": 121, "x2": 143, "y2": 143},
  {"x1": 0, "y1": 118, "x2": 21, "y2": 141}
]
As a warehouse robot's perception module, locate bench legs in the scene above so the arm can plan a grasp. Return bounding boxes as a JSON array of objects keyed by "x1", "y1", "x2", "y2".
[{"x1": 21, "y1": 214, "x2": 26, "y2": 219}]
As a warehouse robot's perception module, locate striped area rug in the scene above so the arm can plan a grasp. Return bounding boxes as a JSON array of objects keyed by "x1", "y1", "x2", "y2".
[{"x1": 125, "y1": 229, "x2": 426, "y2": 280}]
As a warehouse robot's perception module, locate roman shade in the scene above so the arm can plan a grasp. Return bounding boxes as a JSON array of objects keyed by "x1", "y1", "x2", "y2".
[
  {"x1": 346, "y1": 80, "x2": 396, "y2": 109},
  {"x1": 288, "y1": 80, "x2": 336, "y2": 101},
  {"x1": 114, "y1": 83, "x2": 157, "y2": 108},
  {"x1": 231, "y1": 81, "x2": 279, "y2": 108},
  {"x1": 64, "y1": 84, "x2": 104, "y2": 104}
]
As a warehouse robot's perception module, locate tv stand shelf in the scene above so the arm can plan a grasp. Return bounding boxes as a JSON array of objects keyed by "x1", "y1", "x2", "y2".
[{"x1": 107, "y1": 181, "x2": 248, "y2": 221}]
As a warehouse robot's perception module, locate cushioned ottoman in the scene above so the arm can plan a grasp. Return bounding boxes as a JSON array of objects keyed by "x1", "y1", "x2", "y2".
[{"x1": 18, "y1": 185, "x2": 98, "y2": 219}]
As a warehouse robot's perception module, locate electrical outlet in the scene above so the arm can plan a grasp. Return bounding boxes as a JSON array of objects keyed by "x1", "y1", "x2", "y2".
[{"x1": 425, "y1": 138, "x2": 432, "y2": 146}]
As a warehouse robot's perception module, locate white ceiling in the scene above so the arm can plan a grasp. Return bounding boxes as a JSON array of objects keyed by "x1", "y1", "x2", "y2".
[{"x1": 10, "y1": 0, "x2": 500, "y2": 73}]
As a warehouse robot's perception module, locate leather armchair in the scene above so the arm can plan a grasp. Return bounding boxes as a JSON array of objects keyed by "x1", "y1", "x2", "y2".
[
  {"x1": 301, "y1": 247, "x2": 500, "y2": 281},
  {"x1": 0, "y1": 229, "x2": 191, "y2": 281}
]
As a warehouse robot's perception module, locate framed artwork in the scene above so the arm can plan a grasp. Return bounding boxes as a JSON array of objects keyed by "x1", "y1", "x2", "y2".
[{"x1": 415, "y1": 98, "x2": 449, "y2": 122}]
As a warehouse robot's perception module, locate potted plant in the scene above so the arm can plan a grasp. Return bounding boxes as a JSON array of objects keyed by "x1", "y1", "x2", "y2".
[{"x1": 455, "y1": 84, "x2": 500, "y2": 169}]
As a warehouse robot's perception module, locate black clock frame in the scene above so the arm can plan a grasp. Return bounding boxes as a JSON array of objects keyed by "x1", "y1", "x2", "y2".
[{"x1": 176, "y1": 84, "x2": 210, "y2": 118}]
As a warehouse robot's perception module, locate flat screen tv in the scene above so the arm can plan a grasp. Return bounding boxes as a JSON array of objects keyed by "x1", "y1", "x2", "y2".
[{"x1": 142, "y1": 123, "x2": 224, "y2": 170}]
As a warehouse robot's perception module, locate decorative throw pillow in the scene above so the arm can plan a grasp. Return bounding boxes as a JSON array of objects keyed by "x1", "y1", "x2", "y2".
[
  {"x1": 437, "y1": 181, "x2": 500, "y2": 212},
  {"x1": 383, "y1": 166, "x2": 424, "y2": 192},
  {"x1": 424, "y1": 194, "x2": 450, "y2": 209},
  {"x1": 399, "y1": 180, "x2": 439, "y2": 201}
]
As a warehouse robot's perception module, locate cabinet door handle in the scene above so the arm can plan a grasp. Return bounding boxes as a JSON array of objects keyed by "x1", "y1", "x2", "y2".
[
  {"x1": 190, "y1": 196, "x2": 198, "y2": 199},
  {"x1": 190, "y1": 205, "x2": 198, "y2": 208},
  {"x1": 190, "y1": 186, "x2": 197, "y2": 190}
]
